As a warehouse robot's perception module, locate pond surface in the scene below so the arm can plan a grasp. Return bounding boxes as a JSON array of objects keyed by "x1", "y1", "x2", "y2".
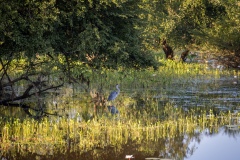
[
  {"x1": 155, "y1": 74, "x2": 240, "y2": 113},
  {"x1": 1, "y1": 126, "x2": 240, "y2": 160},
  {"x1": 1, "y1": 68, "x2": 240, "y2": 160},
  {"x1": 186, "y1": 127, "x2": 240, "y2": 160}
]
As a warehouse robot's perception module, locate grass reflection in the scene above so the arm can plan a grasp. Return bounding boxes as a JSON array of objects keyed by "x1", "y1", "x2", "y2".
[
  {"x1": 0, "y1": 108, "x2": 236, "y2": 159},
  {"x1": 0, "y1": 61, "x2": 240, "y2": 159}
]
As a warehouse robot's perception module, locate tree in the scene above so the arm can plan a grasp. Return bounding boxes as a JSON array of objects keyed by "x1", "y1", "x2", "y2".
[
  {"x1": 0, "y1": 0, "x2": 63, "y2": 117},
  {"x1": 144, "y1": 0, "x2": 229, "y2": 58},
  {"x1": 194, "y1": 0, "x2": 240, "y2": 68},
  {"x1": 51, "y1": 0, "x2": 158, "y2": 69},
  {"x1": 0, "y1": 0, "x2": 158, "y2": 117}
]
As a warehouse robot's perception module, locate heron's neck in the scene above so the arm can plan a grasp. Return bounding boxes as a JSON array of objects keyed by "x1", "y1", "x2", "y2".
[{"x1": 116, "y1": 85, "x2": 120, "y2": 93}]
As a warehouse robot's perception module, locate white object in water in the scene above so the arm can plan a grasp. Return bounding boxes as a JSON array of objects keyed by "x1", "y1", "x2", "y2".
[{"x1": 125, "y1": 155, "x2": 134, "y2": 159}]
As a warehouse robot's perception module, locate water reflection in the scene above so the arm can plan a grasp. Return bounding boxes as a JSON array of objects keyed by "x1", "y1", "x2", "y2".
[
  {"x1": 155, "y1": 74, "x2": 240, "y2": 115},
  {"x1": 1, "y1": 125, "x2": 239, "y2": 160},
  {"x1": 186, "y1": 127, "x2": 240, "y2": 160}
]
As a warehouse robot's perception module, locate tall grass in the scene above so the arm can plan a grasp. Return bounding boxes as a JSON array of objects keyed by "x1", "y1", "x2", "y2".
[
  {"x1": 0, "y1": 106, "x2": 233, "y2": 154},
  {"x1": 0, "y1": 60, "x2": 239, "y2": 158}
]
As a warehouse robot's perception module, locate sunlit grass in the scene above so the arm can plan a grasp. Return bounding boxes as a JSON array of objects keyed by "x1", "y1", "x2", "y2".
[
  {"x1": 0, "y1": 107, "x2": 233, "y2": 153},
  {"x1": 1, "y1": 59, "x2": 239, "y2": 158}
]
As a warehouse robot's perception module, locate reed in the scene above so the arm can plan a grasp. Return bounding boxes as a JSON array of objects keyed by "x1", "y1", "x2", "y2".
[
  {"x1": 1, "y1": 60, "x2": 239, "y2": 159},
  {"x1": 0, "y1": 108, "x2": 233, "y2": 152}
]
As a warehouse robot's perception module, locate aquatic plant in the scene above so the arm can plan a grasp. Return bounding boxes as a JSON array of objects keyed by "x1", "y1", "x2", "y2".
[{"x1": 1, "y1": 60, "x2": 239, "y2": 159}]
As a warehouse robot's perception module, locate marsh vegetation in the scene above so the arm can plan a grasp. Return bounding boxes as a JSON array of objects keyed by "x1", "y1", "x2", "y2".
[{"x1": 1, "y1": 61, "x2": 239, "y2": 160}]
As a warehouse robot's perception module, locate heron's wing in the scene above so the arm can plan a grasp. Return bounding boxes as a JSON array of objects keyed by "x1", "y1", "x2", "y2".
[{"x1": 108, "y1": 91, "x2": 118, "y2": 101}]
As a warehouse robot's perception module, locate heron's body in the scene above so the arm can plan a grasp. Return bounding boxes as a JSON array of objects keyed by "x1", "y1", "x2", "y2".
[{"x1": 107, "y1": 84, "x2": 120, "y2": 101}]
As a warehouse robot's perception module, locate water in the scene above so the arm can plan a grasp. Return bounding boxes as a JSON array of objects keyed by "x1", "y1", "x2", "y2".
[
  {"x1": 155, "y1": 75, "x2": 240, "y2": 114},
  {"x1": 186, "y1": 127, "x2": 240, "y2": 160},
  {"x1": 1, "y1": 127, "x2": 239, "y2": 160},
  {"x1": 1, "y1": 69, "x2": 240, "y2": 160}
]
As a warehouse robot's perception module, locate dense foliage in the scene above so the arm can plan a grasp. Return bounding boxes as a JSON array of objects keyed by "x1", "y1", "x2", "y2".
[
  {"x1": 1, "y1": 0, "x2": 240, "y2": 67},
  {"x1": 0, "y1": 0, "x2": 158, "y2": 69}
]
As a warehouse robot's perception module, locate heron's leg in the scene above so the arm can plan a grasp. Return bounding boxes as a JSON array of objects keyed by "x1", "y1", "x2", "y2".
[{"x1": 109, "y1": 100, "x2": 115, "y2": 106}]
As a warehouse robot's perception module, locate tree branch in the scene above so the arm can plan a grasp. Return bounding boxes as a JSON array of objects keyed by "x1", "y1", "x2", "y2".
[{"x1": 0, "y1": 83, "x2": 63, "y2": 104}]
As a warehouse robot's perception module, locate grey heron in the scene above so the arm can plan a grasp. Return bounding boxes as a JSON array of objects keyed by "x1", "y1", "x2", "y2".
[{"x1": 107, "y1": 84, "x2": 120, "y2": 101}]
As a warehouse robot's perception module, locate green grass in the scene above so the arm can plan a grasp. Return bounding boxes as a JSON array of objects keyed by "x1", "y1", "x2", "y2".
[
  {"x1": 0, "y1": 104, "x2": 234, "y2": 154},
  {"x1": 0, "y1": 59, "x2": 239, "y2": 158}
]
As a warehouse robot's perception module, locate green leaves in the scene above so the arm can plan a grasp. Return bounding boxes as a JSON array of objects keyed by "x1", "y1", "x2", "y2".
[
  {"x1": 0, "y1": 0, "x2": 160, "y2": 70},
  {"x1": 0, "y1": 0, "x2": 58, "y2": 58},
  {"x1": 2, "y1": 0, "x2": 239, "y2": 71},
  {"x1": 51, "y1": 0, "x2": 157, "y2": 68}
]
